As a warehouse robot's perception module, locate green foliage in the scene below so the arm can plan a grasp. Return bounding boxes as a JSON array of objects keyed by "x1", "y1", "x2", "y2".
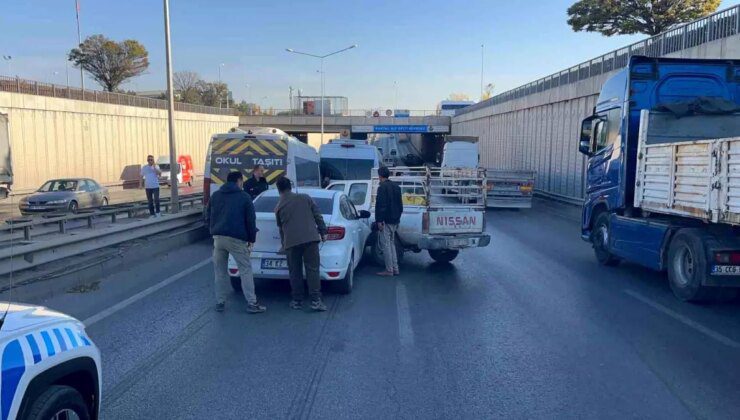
[
  {"x1": 567, "y1": 0, "x2": 721, "y2": 36},
  {"x1": 68, "y1": 35, "x2": 149, "y2": 91}
]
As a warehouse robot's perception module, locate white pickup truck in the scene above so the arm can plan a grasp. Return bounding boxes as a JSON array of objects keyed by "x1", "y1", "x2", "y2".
[{"x1": 367, "y1": 167, "x2": 491, "y2": 263}]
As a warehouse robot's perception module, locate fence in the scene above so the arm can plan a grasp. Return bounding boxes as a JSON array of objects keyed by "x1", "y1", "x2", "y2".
[
  {"x1": 458, "y1": 4, "x2": 740, "y2": 116},
  {"x1": 242, "y1": 108, "x2": 440, "y2": 117},
  {"x1": 0, "y1": 75, "x2": 235, "y2": 116}
]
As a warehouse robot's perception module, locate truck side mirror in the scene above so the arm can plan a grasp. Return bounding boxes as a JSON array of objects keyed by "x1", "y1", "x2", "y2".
[{"x1": 579, "y1": 116, "x2": 596, "y2": 156}]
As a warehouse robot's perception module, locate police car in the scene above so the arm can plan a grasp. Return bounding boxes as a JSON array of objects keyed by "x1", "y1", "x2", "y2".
[{"x1": 0, "y1": 303, "x2": 100, "y2": 420}]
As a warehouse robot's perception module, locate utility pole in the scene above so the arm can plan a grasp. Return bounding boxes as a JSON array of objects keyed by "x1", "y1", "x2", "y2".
[
  {"x1": 163, "y1": 0, "x2": 179, "y2": 212},
  {"x1": 75, "y1": 0, "x2": 85, "y2": 94}
]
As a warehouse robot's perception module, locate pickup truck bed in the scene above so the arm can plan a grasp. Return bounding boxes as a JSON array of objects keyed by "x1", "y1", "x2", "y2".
[
  {"x1": 485, "y1": 169, "x2": 535, "y2": 208},
  {"x1": 635, "y1": 110, "x2": 740, "y2": 225}
]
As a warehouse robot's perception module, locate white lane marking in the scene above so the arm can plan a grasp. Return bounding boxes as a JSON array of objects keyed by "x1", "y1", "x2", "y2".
[
  {"x1": 396, "y1": 282, "x2": 415, "y2": 348},
  {"x1": 624, "y1": 289, "x2": 740, "y2": 349},
  {"x1": 83, "y1": 258, "x2": 212, "y2": 327}
]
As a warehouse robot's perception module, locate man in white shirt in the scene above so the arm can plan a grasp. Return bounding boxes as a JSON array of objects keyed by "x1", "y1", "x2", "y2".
[{"x1": 140, "y1": 155, "x2": 162, "y2": 217}]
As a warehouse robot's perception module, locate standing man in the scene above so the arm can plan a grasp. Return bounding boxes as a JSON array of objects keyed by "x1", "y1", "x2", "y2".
[
  {"x1": 140, "y1": 155, "x2": 162, "y2": 217},
  {"x1": 244, "y1": 164, "x2": 269, "y2": 200},
  {"x1": 274, "y1": 177, "x2": 329, "y2": 312},
  {"x1": 207, "y1": 171, "x2": 266, "y2": 314},
  {"x1": 375, "y1": 166, "x2": 403, "y2": 276}
]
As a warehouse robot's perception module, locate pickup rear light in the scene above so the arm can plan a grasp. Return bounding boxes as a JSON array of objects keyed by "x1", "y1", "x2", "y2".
[
  {"x1": 204, "y1": 178, "x2": 212, "y2": 205},
  {"x1": 326, "y1": 226, "x2": 345, "y2": 241},
  {"x1": 715, "y1": 252, "x2": 740, "y2": 264},
  {"x1": 422, "y1": 213, "x2": 429, "y2": 234},
  {"x1": 519, "y1": 183, "x2": 533, "y2": 194}
]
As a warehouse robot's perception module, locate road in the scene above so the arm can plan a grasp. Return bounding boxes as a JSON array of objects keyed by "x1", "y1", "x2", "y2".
[
  {"x1": 0, "y1": 180, "x2": 203, "y2": 221},
  {"x1": 24, "y1": 199, "x2": 740, "y2": 419}
]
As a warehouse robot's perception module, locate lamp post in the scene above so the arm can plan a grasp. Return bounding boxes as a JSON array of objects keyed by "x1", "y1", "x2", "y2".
[
  {"x1": 218, "y1": 63, "x2": 225, "y2": 108},
  {"x1": 2, "y1": 56, "x2": 11, "y2": 76},
  {"x1": 285, "y1": 44, "x2": 357, "y2": 144},
  {"x1": 480, "y1": 44, "x2": 484, "y2": 101},
  {"x1": 163, "y1": 0, "x2": 179, "y2": 212},
  {"x1": 393, "y1": 80, "x2": 398, "y2": 111}
]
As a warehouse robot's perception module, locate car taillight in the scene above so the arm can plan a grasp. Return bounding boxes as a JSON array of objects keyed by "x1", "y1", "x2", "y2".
[
  {"x1": 229, "y1": 268, "x2": 238, "y2": 275},
  {"x1": 326, "y1": 226, "x2": 345, "y2": 241},
  {"x1": 422, "y1": 213, "x2": 429, "y2": 234},
  {"x1": 715, "y1": 252, "x2": 740, "y2": 264},
  {"x1": 327, "y1": 271, "x2": 341, "y2": 278},
  {"x1": 204, "y1": 178, "x2": 212, "y2": 205}
]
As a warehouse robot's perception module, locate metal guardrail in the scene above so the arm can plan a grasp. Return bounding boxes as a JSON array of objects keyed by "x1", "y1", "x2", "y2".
[
  {"x1": 458, "y1": 4, "x2": 740, "y2": 116},
  {"x1": 0, "y1": 194, "x2": 205, "y2": 276},
  {"x1": 2, "y1": 193, "x2": 203, "y2": 241},
  {"x1": 0, "y1": 76, "x2": 235, "y2": 116}
]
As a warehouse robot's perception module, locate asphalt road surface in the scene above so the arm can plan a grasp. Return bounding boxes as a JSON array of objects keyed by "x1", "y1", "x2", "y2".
[{"x1": 26, "y1": 199, "x2": 740, "y2": 419}]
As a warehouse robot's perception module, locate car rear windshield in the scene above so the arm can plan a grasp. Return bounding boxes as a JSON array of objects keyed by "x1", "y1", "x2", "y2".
[
  {"x1": 320, "y1": 158, "x2": 374, "y2": 180},
  {"x1": 253, "y1": 195, "x2": 334, "y2": 215}
]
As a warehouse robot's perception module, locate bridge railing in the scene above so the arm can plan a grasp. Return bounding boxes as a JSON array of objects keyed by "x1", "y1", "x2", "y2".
[
  {"x1": 241, "y1": 109, "x2": 440, "y2": 117},
  {"x1": 0, "y1": 75, "x2": 235, "y2": 116},
  {"x1": 459, "y1": 4, "x2": 740, "y2": 116}
]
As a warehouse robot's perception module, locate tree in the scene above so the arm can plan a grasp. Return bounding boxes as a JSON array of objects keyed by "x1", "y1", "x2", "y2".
[
  {"x1": 448, "y1": 93, "x2": 470, "y2": 101},
  {"x1": 174, "y1": 71, "x2": 202, "y2": 104},
  {"x1": 197, "y1": 81, "x2": 229, "y2": 107},
  {"x1": 481, "y1": 83, "x2": 495, "y2": 101},
  {"x1": 567, "y1": 0, "x2": 721, "y2": 36},
  {"x1": 69, "y1": 35, "x2": 149, "y2": 91}
]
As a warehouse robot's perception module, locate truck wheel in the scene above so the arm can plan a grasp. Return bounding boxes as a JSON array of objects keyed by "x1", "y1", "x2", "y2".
[
  {"x1": 25, "y1": 385, "x2": 90, "y2": 420},
  {"x1": 428, "y1": 249, "x2": 459, "y2": 263},
  {"x1": 230, "y1": 276, "x2": 242, "y2": 292},
  {"x1": 336, "y1": 255, "x2": 354, "y2": 294},
  {"x1": 667, "y1": 231, "x2": 712, "y2": 302},
  {"x1": 371, "y1": 233, "x2": 404, "y2": 267},
  {"x1": 591, "y1": 212, "x2": 620, "y2": 266}
]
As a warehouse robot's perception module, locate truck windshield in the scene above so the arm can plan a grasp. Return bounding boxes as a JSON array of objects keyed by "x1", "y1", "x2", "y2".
[{"x1": 320, "y1": 158, "x2": 374, "y2": 180}]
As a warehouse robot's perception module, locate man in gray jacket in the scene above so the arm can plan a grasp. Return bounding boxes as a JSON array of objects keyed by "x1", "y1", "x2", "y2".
[{"x1": 275, "y1": 177, "x2": 329, "y2": 311}]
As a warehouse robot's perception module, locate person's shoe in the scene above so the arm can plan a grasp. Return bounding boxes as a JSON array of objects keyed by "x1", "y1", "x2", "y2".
[
  {"x1": 156, "y1": 213, "x2": 162, "y2": 218},
  {"x1": 310, "y1": 300, "x2": 327, "y2": 312},
  {"x1": 246, "y1": 302, "x2": 266, "y2": 314},
  {"x1": 393, "y1": 270, "x2": 400, "y2": 276},
  {"x1": 289, "y1": 300, "x2": 303, "y2": 310},
  {"x1": 215, "y1": 302, "x2": 225, "y2": 312},
  {"x1": 376, "y1": 271, "x2": 394, "y2": 277}
]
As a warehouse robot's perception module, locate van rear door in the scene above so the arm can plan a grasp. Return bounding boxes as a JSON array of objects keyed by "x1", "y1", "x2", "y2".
[{"x1": 208, "y1": 135, "x2": 289, "y2": 191}]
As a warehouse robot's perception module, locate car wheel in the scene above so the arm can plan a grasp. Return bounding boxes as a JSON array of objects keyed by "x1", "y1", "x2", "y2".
[
  {"x1": 102, "y1": 197, "x2": 109, "y2": 206},
  {"x1": 371, "y1": 233, "x2": 404, "y2": 267},
  {"x1": 337, "y1": 255, "x2": 354, "y2": 294},
  {"x1": 25, "y1": 385, "x2": 90, "y2": 420},
  {"x1": 230, "y1": 276, "x2": 242, "y2": 293},
  {"x1": 591, "y1": 212, "x2": 620, "y2": 266},
  {"x1": 428, "y1": 249, "x2": 459, "y2": 263},
  {"x1": 667, "y1": 230, "x2": 713, "y2": 302},
  {"x1": 68, "y1": 200, "x2": 79, "y2": 214}
]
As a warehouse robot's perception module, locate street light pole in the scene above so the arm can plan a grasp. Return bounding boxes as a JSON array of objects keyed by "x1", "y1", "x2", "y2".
[
  {"x1": 163, "y1": 0, "x2": 179, "y2": 213},
  {"x1": 2, "y1": 56, "x2": 11, "y2": 76},
  {"x1": 285, "y1": 44, "x2": 357, "y2": 145},
  {"x1": 75, "y1": 0, "x2": 85, "y2": 93},
  {"x1": 394, "y1": 80, "x2": 398, "y2": 110},
  {"x1": 480, "y1": 44, "x2": 484, "y2": 101}
]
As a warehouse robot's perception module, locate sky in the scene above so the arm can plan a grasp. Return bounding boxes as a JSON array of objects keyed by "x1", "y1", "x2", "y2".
[{"x1": 1, "y1": 0, "x2": 738, "y2": 110}]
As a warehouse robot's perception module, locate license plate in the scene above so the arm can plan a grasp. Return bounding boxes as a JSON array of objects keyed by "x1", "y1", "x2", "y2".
[
  {"x1": 261, "y1": 258, "x2": 287, "y2": 270},
  {"x1": 711, "y1": 265, "x2": 740, "y2": 276},
  {"x1": 448, "y1": 238, "x2": 472, "y2": 248}
]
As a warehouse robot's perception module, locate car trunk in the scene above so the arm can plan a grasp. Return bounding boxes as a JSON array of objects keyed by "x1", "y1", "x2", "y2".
[{"x1": 254, "y1": 212, "x2": 334, "y2": 253}]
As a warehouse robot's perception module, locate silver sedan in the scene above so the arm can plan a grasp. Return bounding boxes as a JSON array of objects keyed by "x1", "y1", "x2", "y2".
[{"x1": 19, "y1": 178, "x2": 109, "y2": 215}]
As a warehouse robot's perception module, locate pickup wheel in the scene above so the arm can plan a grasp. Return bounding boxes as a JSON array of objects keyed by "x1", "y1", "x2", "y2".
[
  {"x1": 667, "y1": 231, "x2": 713, "y2": 302},
  {"x1": 25, "y1": 385, "x2": 90, "y2": 420},
  {"x1": 591, "y1": 213, "x2": 620, "y2": 266},
  {"x1": 428, "y1": 249, "x2": 459, "y2": 263},
  {"x1": 371, "y1": 233, "x2": 404, "y2": 267}
]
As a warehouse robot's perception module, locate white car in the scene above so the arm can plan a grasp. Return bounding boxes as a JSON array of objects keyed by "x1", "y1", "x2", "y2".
[
  {"x1": 228, "y1": 189, "x2": 372, "y2": 294},
  {"x1": 326, "y1": 180, "x2": 372, "y2": 212}
]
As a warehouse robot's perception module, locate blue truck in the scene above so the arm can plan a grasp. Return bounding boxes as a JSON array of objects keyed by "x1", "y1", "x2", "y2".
[{"x1": 579, "y1": 56, "x2": 740, "y2": 302}]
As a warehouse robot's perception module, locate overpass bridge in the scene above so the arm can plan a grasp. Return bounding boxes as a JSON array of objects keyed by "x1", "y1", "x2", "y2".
[{"x1": 238, "y1": 114, "x2": 451, "y2": 138}]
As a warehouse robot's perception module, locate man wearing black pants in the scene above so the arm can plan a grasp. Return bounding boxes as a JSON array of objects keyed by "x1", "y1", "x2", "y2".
[
  {"x1": 275, "y1": 177, "x2": 328, "y2": 312},
  {"x1": 140, "y1": 155, "x2": 162, "y2": 217}
]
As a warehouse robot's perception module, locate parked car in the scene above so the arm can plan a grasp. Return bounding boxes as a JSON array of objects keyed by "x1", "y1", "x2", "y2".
[
  {"x1": 228, "y1": 188, "x2": 372, "y2": 294},
  {"x1": 19, "y1": 178, "x2": 109, "y2": 215}
]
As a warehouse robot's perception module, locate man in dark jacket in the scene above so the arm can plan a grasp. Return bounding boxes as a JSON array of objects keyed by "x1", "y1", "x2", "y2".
[
  {"x1": 206, "y1": 171, "x2": 266, "y2": 314},
  {"x1": 244, "y1": 164, "x2": 269, "y2": 199},
  {"x1": 274, "y1": 177, "x2": 329, "y2": 312},
  {"x1": 375, "y1": 166, "x2": 403, "y2": 276}
]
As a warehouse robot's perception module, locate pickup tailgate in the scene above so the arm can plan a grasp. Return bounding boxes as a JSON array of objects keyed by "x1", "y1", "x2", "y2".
[{"x1": 427, "y1": 210, "x2": 484, "y2": 234}]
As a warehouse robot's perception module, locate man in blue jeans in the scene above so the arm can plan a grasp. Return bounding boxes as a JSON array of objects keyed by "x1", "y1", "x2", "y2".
[
  {"x1": 206, "y1": 171, "x2": 266, "y2": 314},
  {"x1": 140, "y1": 155, "x2": 161, "y2": 217}
]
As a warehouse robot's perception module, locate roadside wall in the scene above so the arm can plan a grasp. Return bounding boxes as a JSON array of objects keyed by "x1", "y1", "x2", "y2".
[
  {"x1": 0, "y1": 92, "x2": 238, "y2": 191},
  {"x1": 452, "y1": 33, "x2": 740, "y2": 202}
]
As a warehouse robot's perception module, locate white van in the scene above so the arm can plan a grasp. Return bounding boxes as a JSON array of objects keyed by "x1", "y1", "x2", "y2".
[
  {"x1": 441, "y1": 137, "x2": 479, "y2": 169},
  {"x1": 204, "y1": 130, "x2": 320, "y2": 202},
  {"x1": 319, "y1": 138, "x2": 382, "y2": 182}
]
